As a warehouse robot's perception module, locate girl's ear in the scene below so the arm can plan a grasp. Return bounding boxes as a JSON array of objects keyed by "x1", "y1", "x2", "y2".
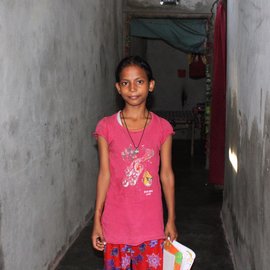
[
  {"x1": 149, "y1": 80, "x2": 155, "y2": 93},
  {"x1": 115, "y1": 82, "x2": 121, "y2": 94}
]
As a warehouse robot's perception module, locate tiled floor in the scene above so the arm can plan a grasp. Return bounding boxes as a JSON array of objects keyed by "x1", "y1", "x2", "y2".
[{"x1": 56, "y1": 140, "x2": 234, "y2": 270}]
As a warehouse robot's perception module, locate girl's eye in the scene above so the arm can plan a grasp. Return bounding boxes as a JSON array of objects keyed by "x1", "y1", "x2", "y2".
[
  {"x1": 120, "y1": 81, "x2": 128, "y2": 86},
  {"x1": 137, "y1": 80, "x2": 144, "y2": 85}
]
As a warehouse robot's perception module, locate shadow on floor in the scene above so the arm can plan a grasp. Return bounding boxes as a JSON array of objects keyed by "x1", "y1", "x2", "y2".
[{"x1": 56, "y1": 139, "x2": 234, "y2": 270}]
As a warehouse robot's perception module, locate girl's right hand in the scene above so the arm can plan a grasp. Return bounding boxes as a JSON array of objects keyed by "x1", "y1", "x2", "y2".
[{"x1": 91, "y1": 221, "x2": 106, "y2": 251}]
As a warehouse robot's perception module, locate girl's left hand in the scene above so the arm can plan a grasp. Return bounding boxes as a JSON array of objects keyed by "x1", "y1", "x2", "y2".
[{"x1": 165, "y1": 221, "x2": 178, "y2": 242}]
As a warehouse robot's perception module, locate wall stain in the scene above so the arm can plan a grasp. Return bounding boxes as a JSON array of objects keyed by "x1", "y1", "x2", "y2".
[
  {"x1": 44, "y1": 122, "x2": 51, "y2": 160},
  {"x1": 53, "y1": 123, "x2": 61, "y2": 139},
  {"x1": 75, "y1": 160, "x2": 85, "y2": 183},
  {"x1": 26, "y1": 150, "x2": 32, "y2": 164},
  {"x1": 50, "y1": 176, "x2": 55, "y2": 186},
  {"x1": 8, "y1": 117, "x2": 19, "y2": 136},
  {"x1": 0, "y1": 202, "x2": 5, "y2": 270},
  {"x1": 260, "y1": 88, "x2": 263, "y2": 124},
  {"x1": 100, "y1": 44, "x2": 108, "y2": 79}
]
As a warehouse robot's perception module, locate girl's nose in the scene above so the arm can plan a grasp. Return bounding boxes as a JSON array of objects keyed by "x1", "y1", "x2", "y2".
[{"x1": 129, "y1": 82, "x2": 137, "y2": 92}]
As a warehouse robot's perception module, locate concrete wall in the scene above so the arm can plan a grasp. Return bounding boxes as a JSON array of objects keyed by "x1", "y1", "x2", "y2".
[
  {"x1": 0, "y1": 1, "x2": 123, "y2": 269},
  {"x1": 222, "y1": 1, "x2": 270, "y2": 269}
]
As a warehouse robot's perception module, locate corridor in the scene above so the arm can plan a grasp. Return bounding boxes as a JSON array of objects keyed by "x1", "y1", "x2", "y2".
[
  {"x1": 56, "y1": 140, "x2": 234, "y2": 270},
  {"x1": 2, "y1": 1, "x2": 270, "y2": 269}
]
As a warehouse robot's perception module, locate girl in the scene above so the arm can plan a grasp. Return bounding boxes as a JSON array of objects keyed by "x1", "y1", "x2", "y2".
[{"x1": 92, "y1": 56, "x2": 177, "y2": 269}]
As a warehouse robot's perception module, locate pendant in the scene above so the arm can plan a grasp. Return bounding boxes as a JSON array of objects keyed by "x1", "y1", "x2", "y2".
[{"x1": 134, "y1": 148, "x2": 139, "y2": 154}]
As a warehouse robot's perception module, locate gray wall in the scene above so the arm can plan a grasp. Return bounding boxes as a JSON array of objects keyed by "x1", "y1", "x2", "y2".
[
  {"x1": 0, "y1": 1, "x2": 123, "y2": 269},
  {"x1": 222, "y1": 1, "x2": 270, "y2": 269}
]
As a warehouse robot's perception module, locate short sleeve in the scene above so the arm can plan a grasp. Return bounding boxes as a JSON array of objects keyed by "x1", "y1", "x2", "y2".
[
  {"x1": 93, "y1": 117, "x2": 109, "y2": 142},
  {"x1": 160, "y1": 118, "x2": 175, "y2": 144}
]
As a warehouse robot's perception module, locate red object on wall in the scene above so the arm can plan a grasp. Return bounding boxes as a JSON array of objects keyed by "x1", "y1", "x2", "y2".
[
  {"x1": 189, "y1": 54, "x2": 206, "y2": 79},
  {"x1": 177, "y1": 69, "x2": 186, "y2": 78},
  {"x1": 209, "y1": 1, "x2": 226, "y2": 185}
]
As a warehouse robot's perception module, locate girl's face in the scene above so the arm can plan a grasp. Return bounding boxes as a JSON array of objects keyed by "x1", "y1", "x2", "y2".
[{"x1": 115, "y1": 65, "x2": 155, "y2": 108}]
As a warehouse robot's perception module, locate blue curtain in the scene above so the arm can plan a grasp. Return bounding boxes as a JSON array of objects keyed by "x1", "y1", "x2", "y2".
[{"x1": 130, "y1": 19, "x2": 207, "y2": 53}]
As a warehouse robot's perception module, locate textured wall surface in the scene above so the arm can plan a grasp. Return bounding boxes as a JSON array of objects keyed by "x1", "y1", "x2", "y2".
[
  {"x1": 222, "y1": 1, "x2": 270, "y2": 269},
  {"x1": 0, "y1": 1, "x2": 123, "y2": 269}
]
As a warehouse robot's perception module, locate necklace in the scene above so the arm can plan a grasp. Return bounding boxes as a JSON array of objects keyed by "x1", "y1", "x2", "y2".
[{"x1": 121, "y1": 110, "x2": 149, "y2": 154}]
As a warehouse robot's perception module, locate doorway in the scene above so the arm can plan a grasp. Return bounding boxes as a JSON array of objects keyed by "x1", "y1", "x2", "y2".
[{"x1": 124, "y1": 15, "x2": 212, "y2": 159}]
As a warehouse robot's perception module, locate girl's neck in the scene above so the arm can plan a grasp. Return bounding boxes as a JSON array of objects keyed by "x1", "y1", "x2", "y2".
[
  {"x1": 120, "y1": 108, "x2": 150, "y2": 131},
  {"x1": 122, "y1": 106, "x2": 149, "y2": 120}
]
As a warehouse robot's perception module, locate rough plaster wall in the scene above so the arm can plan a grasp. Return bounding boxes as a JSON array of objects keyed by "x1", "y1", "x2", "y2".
[
  {"x1": 222, "y1": 1, "x2": 270, "y2": 269},
  {"x1": 0, "y1": 1, "x2": 123, "y2": 269}
]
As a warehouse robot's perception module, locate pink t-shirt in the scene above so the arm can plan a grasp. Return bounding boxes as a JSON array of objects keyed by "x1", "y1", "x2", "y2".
[{"x1": 94, "y1": 111, "x2": 174, "y2": 245}]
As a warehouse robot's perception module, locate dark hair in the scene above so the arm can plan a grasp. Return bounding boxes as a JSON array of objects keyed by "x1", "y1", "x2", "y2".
[{"x1": 115, "y1": 55, "x2": 154, "y2": 82}]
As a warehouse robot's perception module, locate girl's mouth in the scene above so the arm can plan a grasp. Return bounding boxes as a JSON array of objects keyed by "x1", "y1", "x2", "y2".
[{"x1": 129, "y1": 95, "x2": 139, "y2": 99}]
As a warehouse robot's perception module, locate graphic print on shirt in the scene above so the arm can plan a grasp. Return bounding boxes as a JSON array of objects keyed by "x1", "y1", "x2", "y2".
[
  {"x1": 143, "y1": 171, "x2": 153, "y2": 187},
  {"x1": 121, "y1": 146, "x2": 154, "y2": 188}
]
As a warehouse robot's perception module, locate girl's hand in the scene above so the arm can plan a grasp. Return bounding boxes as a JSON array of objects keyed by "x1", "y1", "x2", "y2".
[
  {"x1": 92, "y1": 221, "x2": 106, "y2": 251},
  {"x1": 165, "y1": 220, "x2": 178, "y2": 242}
]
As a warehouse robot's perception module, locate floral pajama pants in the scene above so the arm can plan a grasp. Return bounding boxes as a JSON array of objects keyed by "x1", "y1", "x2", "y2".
[{"x1": 103, "y1": 239, "x2": 164, "y2": 270}]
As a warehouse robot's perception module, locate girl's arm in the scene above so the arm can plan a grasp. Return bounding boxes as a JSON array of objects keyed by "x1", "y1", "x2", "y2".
[
  {"x1": 160, "y1": 135, "x2": 178, "y2": 242},
  {"x1": 92, "y1": 136, "x2": 110, "y2": 251}
]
